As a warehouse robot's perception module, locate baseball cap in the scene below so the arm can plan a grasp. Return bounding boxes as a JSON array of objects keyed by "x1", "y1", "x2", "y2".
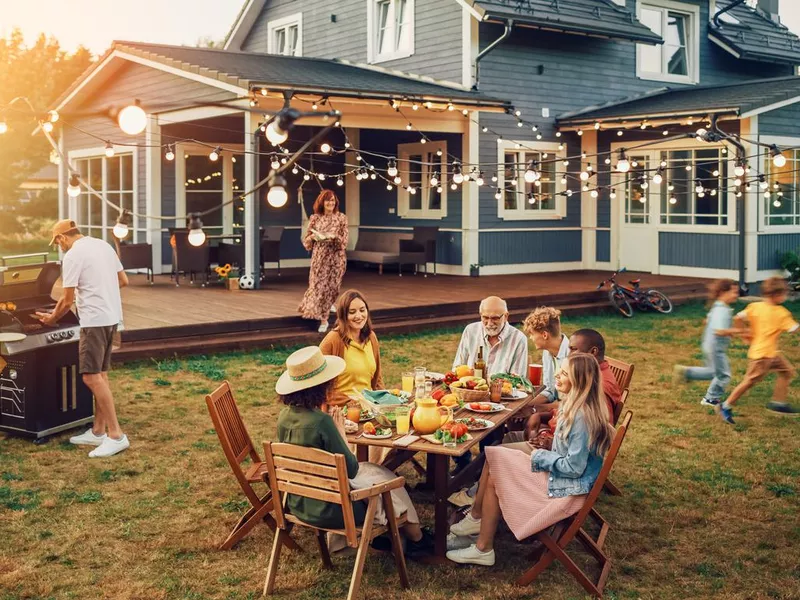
[{"x1": 49, "y1": 219, "x2": 79, "y2": 246}]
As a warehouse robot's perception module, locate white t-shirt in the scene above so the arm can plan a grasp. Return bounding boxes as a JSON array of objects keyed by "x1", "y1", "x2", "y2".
[{"x1": 61, "y1": 237, "x2": 124, "y2": 328}]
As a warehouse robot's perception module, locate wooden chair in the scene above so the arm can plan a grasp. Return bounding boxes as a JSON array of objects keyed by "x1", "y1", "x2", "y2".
[
  {"x1": 602, "y1": 388, "x2": 630, "y2": 496},
  {"x1": 516, "y1": 411, "x2": 633, "y2": 598},
  {"x1": 205, "y1": 382, "x2": 299, "y2": 551},
  {"x1": 263, "y1": 442, "x2": 410, "y2": 600},
  {"x1": 605, "y1": 357, "x2": 635, "y2": 392}
]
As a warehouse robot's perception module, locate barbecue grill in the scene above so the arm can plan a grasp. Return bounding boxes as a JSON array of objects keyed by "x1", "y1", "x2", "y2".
[{"x1": 0, "y1": 253, "x2": 93, "y2": 441}]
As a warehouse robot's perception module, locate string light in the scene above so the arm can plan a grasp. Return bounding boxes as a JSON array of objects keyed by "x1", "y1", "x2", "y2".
[
  {"x1": 209, "y1": 147, "x2": 221, "y2": 162},
  {"x1": 165, "y1": 145, "x2": 175, "y2": 161},
  {"x1": 42, "y1": 121, "x2": 54, "y2": 133},
  {"x1": 113, "y1": 210, "x2": 132, "y2": 239},
  {"x1": 430, "y1": 172, "x2": 439, "y2": 187},
  {"x1": 759, "y1": 174, "x2": 769, "y2": 190},
  {"x1": 270, "y1": 155, "x2": 280, "y2": 170},
  {"x1": 476, "y1": 172, "x2": 485, "y2": 186},
  {"x1": 188, "y1": 214, "x2": 206, "y2": 246},
  {"x1": 616, "y1": 151, "x2": 630, "y2": 173},
  {"x1": 770, "y1": 145, "x2": 787, "y2": 168},
  {"x1": 104, "y1": 142, "x2": 115, "y2": 158},
  {"x1": 267, "y1": 175, "x2": 288, "y2": 208},
  {"x1": 652, "y1": 168, "x2": 663, "y2": 185},
  {"x1": 524, "y1": 161, "x2": 541, "y2": 183},
  {"x1": 67, "y1": 173, "x2": 81, "y2": 198},
  {"x1": 734, "y1": 160, "x2": 746, "y2": 177},
  {"x1": 118, "y1": 101, "x2": 147, "y2": 135},
  {"x1": 320, "y1": 142, "x2": 332, "y2": 154},
  {"x1": 337, "y1": 176, "x2": 344, "y2": 187},
  {"x1": 453, "y1": 162, "x2": 464, "y2": 184}
]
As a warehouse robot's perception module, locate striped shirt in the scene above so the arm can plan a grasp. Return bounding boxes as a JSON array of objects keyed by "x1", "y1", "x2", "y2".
[{"x1": 452, "y1": 321, "x2": 529, "y2": 378}]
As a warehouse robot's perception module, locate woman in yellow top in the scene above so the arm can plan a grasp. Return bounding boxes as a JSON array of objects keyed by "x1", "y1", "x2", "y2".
[{"x1": 319, "y1": 289, "x2": 384, "y2": 408}]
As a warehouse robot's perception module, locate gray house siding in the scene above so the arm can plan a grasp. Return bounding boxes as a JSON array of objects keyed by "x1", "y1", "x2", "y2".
[
  {"x1": 242, "y1": 0, "x2": 463, "y2": 82},
  {"x1": 757, "y1": 233, "x2": 800, "y2": 271},
  {"x1": 759, "y1": 103, "x2": 800, "y2": 137},
  {"x1": 480, "y1": 230, "x2": 582, "y2": 266},
  {"x1": 596, "y1": 230, "x2": 611, "y2": 263},
  {"x1": 658, "y1": 232, "x2": 739, "y2": 269}
]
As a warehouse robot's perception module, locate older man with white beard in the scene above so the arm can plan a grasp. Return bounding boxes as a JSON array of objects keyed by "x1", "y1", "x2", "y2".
[{"x1": 452, "y1": 296, "x2": 528, "y2": 378}]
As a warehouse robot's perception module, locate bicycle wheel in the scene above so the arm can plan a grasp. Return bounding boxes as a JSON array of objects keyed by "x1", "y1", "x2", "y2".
[
  {"x1": 645, "y1": 289, "x2": 673, "y2": 313},
  {"x1": 609, "y1": 289, "x2": 634, "y2": 318}
]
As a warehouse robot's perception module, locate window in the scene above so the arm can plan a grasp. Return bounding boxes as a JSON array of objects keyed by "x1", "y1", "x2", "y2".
[
  {"x1": 73, "y1": 151, "x2": 142, "y2": 242},
  {"x1": 637, "y1": 1, "x2": 698, "y2": 84},
  {"x1": 268, "y1": 13, "x2": 302, "y2": 56},
  {"x1": 764, "y1": 150, "x2": 800, "y2": 227},
  {"x1": 368, "y1": 0, "x2": 414, "y2": 63},
  {"x1": 497, "y1": 142, "x2": 566, "y2": 220},
  {"x1": 397, "y1": 140, "x2": 446, "y2": 219},
  {"x1": 658, "y1": 148, "x2": 729, "y2": 226},
  {"x1": 625, "y1": 156, "x2": 651, "y2": 224}
]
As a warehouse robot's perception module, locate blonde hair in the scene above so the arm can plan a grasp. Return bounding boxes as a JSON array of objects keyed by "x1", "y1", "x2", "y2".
[
  {"x1": 523, "y1": 306, "x2": 561, "y2": 337},
  {"x1": 557, "y1": 354, "x2": 615, "y2": 457}
]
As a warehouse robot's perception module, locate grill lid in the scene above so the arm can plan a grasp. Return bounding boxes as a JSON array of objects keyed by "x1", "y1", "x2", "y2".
[{"x1": 0, "y1": 254, "x2": 61, "y2": 304}]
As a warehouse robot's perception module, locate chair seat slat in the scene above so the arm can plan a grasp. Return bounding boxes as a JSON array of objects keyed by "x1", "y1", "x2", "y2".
[
  {"x1": 276, "y1": 468, "x2": 341, "y2": 492},
  {"x1": 277, "y1": 481, "x2": 342, "y2": 504},
  {"x1": 273, "y1": 456, "x2": 338, "y2": 478},
  {"x1": 272, "y1": 443, "x2": 338, "y2": 466}
]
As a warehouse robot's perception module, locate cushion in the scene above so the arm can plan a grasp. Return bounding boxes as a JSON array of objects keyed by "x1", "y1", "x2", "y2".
[{"x1": 347, "y1": 250, "x2": 400, "y2": 264}]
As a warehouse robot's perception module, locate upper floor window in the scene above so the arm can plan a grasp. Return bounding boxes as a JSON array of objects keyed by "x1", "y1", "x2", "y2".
[
  {"x1": 368, "y1": 0, "x2": 414, "y2": 63},
  {"x1": 637, "y1": 1, "x2": 698, "y2": 84},
  {"x1": 497, "y1": 141, "x2": 567, "y2": 221},
  {"x1": 268, "y1": 13, "x2": 302, "y2": 56},
  {"x1": 397, "y1": 140, "x2": 446, "y2": 219}
]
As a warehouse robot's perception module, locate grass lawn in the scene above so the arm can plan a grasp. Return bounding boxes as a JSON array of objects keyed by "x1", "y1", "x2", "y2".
[{"x1": 1, "y1": 302, "x2": 799, "y2": 600}]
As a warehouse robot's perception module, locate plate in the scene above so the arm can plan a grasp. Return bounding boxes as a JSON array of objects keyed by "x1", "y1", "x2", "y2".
[
  {"x1": 455, "y1": 417, "x2": 493, "y2": 431},
  {"x1": 426, "y1": 371, "x2": 445, "y2": 382},
  {"x1": 501, "y1": 389, "x2": 528, "y2": 400},
  {"x1": 362, "y1": 431, "x2": 393, "y2": 440},
  {"x1": 465, "y1": 402, "x2": 505, "y2": 414}
]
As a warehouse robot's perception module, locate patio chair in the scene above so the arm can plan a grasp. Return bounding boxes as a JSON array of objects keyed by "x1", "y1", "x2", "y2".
[
  {"x1": 260, "y1": 226, "x2": 284, "y2": 278},
  {"x1": 516, "y1": 411, "x2": 633, "y2": 598},
  {"x1": 205, "y1": 382, "x2": 299, "y2": 551},
  {"x1": 172, "y1": 229, "x2": 210, "y2": 286},
  {"x1": 262, "y1": 441, "x2": 410, "y2": 600},
  {"x1": 605, "y1": 357, "x2": 635, "y2": 392},
  {"x1": 113, "y1": 238, "x2": 154, "y2": 284},
  {"x1": 601, "y1": 388, "x2": 630, "y2": 497},
  {"x1": 398, "y1": 226, "x2": 438, "y2": 276}
]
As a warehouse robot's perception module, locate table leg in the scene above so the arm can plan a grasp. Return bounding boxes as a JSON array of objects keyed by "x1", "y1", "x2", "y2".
[{"x1": 432, "y1": 454, "x2": 450, "y2": 561}]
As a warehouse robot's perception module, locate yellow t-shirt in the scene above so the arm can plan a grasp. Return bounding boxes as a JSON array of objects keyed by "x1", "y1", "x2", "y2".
[
  {"x1": 742, "y1": 301, "x2": 799, "y2": 359},
  {"x1": 334, "y1": 339, "x2": 376, "y2": 401}
]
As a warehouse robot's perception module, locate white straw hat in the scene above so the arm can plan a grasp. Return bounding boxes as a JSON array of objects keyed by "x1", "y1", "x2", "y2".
[{"x1": 275, "y1": 346, "x2": 346, "y2": 395}]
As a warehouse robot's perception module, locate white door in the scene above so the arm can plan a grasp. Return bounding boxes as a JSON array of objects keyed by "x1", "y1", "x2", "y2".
[{"x1": 618, "y1": 153, "x2": 658, "y2": 273}]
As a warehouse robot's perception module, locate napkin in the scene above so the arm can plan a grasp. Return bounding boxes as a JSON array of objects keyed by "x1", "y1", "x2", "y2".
[{"x1": 362, "y1": 389, "x2": 405, "y2": 405}]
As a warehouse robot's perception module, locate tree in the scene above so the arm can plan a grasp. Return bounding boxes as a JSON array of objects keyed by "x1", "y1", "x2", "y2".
[{"x1": 0, "y1": 30, "x2": 94, "y2": 210}]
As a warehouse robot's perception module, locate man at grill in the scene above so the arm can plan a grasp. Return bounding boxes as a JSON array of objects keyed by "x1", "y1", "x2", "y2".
[{"x1": 36, "y1": 219, "x2": 130, "y2": 458}]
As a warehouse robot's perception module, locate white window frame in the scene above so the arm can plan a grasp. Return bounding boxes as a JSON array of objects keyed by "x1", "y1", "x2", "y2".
[
  {"x1": 397, "y1": 140, "x2": 447, "y2": 220},
  {"x1": 267, "y1": 13, "x2": 303, "y2": 56},
  {"x1": 636, "y1": 0, "x2": 699, "y2": 85},
  {"x1": 367, "y1": 0, "x2": 415, "y2": 64},
  {"x1": 66, "y1": 146, "x2": 141, "y2": 243},
  {"x1": 611, "y1": 139, "x2": 737, "y2": 234},
  {"x1": 496, "y1": 140, "x2": 567, "y2": 221},
  {"x1": 759, "y1": 135, "x2": 800, "y2": 232}
]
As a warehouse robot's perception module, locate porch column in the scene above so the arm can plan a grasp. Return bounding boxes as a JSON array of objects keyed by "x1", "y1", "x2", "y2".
[
  {"x1": 580, "y1": 130, "x2": 598, "y2": 270},
  {"x1": 741, "y1": 116, "x2": 759, "y2": 285},
  {"x1": 462, "y1": 112, "x2": 480, "y2": 275},
  {"x1": 244, "y1": 111, "x2": 260, "y2": 286},
  {"x1": 57, "y1": 133, "x2": 67, "y2": 220},
  {"x1": 345, "y1": 129, "x2": 360, "y2": 249},
  {"x1": 145, "y1": 115, "x2": 163, "y2": 274}
]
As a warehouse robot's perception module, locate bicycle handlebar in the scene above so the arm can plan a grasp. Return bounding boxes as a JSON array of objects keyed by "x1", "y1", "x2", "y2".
[{"x1": 597, "y1": 266, "x2": 628, "y2": 289}]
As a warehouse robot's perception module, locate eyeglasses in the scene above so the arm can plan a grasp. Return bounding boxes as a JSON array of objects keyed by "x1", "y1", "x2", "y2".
[{"x1": 480, "y1": 314, "x2": 505, "y2": 323}]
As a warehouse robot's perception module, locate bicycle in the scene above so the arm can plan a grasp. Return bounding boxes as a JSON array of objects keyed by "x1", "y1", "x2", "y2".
[{"x1": 597, "y1": 268, "x2": 673, "y2": 318}]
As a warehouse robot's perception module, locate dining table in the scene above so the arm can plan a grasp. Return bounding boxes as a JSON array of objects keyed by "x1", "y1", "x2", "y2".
[{"x1": 346, "y1": 386, "x2": 543, "y2": 562}]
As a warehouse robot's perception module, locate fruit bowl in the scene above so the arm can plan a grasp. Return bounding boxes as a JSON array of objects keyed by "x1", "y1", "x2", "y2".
[{"x1": 449, "y1": 385, "x2": 490, "y2": 403}]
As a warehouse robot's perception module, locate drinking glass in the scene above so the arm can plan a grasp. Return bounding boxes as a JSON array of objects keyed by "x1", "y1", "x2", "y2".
[
  {"x1": 414, "y1": 366, "x2": 426, "y2": 388},
  {"x1": 401, "y1": 372, "x2": 414, "y2": 393},
  {"x1": 346, "y1": 402, "x2": 362, "y2": 424},
  {"x1": 528, "y1": 364, "x2": 543, "y2": 386},
  {"x1": 443, "y1": 429, "x2": 457, "y2": 449},
  {"x1": 490, "y1": 379, "x2": 503, "y2": 403},
  {"x1": 395, "y1": 405, "x2": 411, "y2": 435}
]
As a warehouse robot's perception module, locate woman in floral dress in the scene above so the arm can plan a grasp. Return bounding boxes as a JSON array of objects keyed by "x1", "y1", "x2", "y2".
[{"x1": 299, "y1": 190, "x2": 349, "y2": 332}]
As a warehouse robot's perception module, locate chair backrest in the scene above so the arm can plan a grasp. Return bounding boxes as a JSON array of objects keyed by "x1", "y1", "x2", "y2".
[
  {"x1": 263, "y1": 441, "x2": 358, "y2": 547},
  {"x1": 262, "y1": 226, "x2": 284, "y2": 242},
  {"x1": 114, "y1": 239, "x2": 153, "y2": 270},
  {"x1": 354, "y1": 230, "x2": 412, "y2": 252},
  {"x1": 413, "y1": 226, "x2": 438, "y2": 260},
  {"x1": 173, "y1": 229, "x2": 210, "y2": 272},
  {"x1": 605, "y1": 357, "x2": 634, "y2": 392},
  {"x1": 261, "y1": 227, "x2": 283, "y2": 262},
  {"x1": 206, "y1": 381, "x2": 262, "y2": 506},
  {"x1": 564, "y1": 411, "x2": 632, "y2": 539},
  {"x1": 613, "y1": 388, "x2": 629, "y2": 425}
]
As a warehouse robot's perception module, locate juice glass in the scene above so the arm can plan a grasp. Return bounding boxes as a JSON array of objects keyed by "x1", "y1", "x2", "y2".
[
  {"x1": 414, "y1": 366, "x2": 426, "y2": 389},
  {"x1": 395, "y1": 406, "x2": 411, "y2": 435},
  {"x1": 346, "y1": 402, "x2": 362, "y2": 424},
  {"x1": 528, "y1": 364, "x2": 543, "y2": 386},
  {"x1": 401, "y1": 372, "x2": 414, "y2": 393}
]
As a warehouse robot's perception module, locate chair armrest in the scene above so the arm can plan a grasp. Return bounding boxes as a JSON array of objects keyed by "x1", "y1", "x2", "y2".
[
  {"x1": 349, "y1": 476, "x2": 406, "y2": 501},
  {"x1": 399, "y1": 240, "x2": 423, "y2": 252}
]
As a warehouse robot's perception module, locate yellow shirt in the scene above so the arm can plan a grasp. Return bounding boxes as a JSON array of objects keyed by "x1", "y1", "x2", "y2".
[
  {"x1": 742, "y1": 301, "x2": 799, "y2": 359},
  {"x1": 334, "y1": 339, "x2": 376, "y2": 401}
]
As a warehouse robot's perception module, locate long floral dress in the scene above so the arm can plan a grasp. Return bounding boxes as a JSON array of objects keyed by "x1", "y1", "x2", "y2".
[{"x1": 299, "y1": 212, "x2": 349, "y2": 321}]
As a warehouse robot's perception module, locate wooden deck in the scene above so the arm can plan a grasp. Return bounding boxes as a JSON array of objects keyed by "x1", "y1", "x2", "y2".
[{"x1": 115, "y1": 268, "x2": 709, "y2": 362}]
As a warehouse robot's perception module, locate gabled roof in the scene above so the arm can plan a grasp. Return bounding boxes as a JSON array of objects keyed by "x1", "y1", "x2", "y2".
[
  {"x1": 557, "y1": 75, "x2": 800, "y2": 126},
  {"x1": 709, "y1": 0, "x2": 800, "y2": 65},
  {"x1": 54, "y1": 41, "x2": 511, "y2": 114},
  {"x1": 467, "y1": 0, "x2": 663, "y2": 45}
]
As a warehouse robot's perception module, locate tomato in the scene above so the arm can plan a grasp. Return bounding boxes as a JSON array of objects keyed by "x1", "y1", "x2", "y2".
[
  {"x1": 479, "y1": 403, "x2": 492, "y2": 411},
  {"x1": 432, "y1": 388, "x2": 445, "y2": 401},
  {"x1": 470, "y1": 402, "x2": 482, "y2": 410},
  {"x1": 451, "y1": 423, "x2": 468, "y2": 438}
]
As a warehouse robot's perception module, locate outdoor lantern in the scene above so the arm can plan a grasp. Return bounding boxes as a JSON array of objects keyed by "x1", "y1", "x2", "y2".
[
  {"x1": 188, "y1": 214, "x2": 206, "y2": 247},
  {"x1": 267, "y1": 175, "x2": 288, "y2": 208},
  {"x1": 67, "y1": 173, "x2": 81, "y2": 198},
  {"x1": 113, "y1": 210, "x2": 132, "y2": 240},
  {"x1": 118, "y1": 101, "x2": 147, "y2": 135}
]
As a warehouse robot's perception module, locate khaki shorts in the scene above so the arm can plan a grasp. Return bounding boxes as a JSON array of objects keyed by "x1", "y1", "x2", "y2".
[
  {"x1": 79, "y1": 325, "x2": 117, "y2": 374},
  {"x1": 742, "y1": 355, "x2": 794, "y2": 386}
]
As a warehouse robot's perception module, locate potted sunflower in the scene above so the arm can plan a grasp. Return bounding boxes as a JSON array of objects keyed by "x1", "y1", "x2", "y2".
[{"x1": 215, "y1": 264, "x2": 239, "y2": 290}]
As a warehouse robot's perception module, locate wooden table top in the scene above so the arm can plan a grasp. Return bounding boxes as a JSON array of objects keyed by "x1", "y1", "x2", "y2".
[{"x1": 346, "y1": 391, "x2": 536, "y2": 458}]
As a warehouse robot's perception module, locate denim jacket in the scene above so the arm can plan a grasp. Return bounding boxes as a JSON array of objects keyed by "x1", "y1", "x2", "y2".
[{"x1": 531, "y1": 411, "x2": 603, "y2": 498}]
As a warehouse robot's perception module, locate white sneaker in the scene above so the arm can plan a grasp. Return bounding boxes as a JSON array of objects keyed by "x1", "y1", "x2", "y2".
[
  {"x1": 447, "y1": 532, "x2": 477, "y2": 551},
  {"x1": 70, "y1": 428, "x2": 106, "y2": 446},
  {"x1": 448, "y1": 488, "x2": 475, "y2": 507},
  {"x1": 446, "y1": 544, "x2": 495, "y2": 566},
  {"x1": 450, "y1": 513, "x2": 481, "y2": 536},
  {"x1": 89, "y1": 435, "x2": 130, "y2": 458},
  {"x1": 318, "y1": 320, "x2": 329, "y2": 333}
]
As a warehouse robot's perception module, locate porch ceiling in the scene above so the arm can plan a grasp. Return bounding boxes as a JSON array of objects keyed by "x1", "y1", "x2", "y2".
[
  {"x1": 114, "y1": 42, "x2": 511, "y2": 111},
  {"x1": 556, "y1": 75, "x2": 800, "y2": 129}
]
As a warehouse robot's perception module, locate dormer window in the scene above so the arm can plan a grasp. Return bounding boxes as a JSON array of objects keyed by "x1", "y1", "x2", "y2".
[
  {"x1": 368, "y1": 0, "x2": 415, "y2": 64},
  {"x1": 268, "y1": 13, "x2": 302, "y2": 56},
  {"x1": 636, "y1": 1, "x2": 699, "y2": 84}
]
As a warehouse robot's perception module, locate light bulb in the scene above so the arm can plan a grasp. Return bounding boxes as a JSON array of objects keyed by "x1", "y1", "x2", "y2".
[
  {"x1": 594, "y1": 122, "x2": 601, "y2": 130},
  {"x1": 303, "y1": 174, "x2": 311, "y2": 181},
  {"x1": 42, "y1": 121, "x2": 54, "y2": 133},
  {"x1": 617, "y1": 130, "x2": 623, "y2": 137},
  {"x1": 652, "y1": 173, "x2": 663, "y2": 185},
  {"x1": 610, "y1": 190, "x2": 617, "y2": 199},
  {"x1": 67, "y1": 174, "x2": 81, "y2": 198},
  {"x1": 320, "y1": 142, "x2": 332, "y2": 154},
  {"x1": 412, "y1": 103, "x2": 419, "y2": 111},
  {"x1": 734, "y1": 177, "x2": 742, "y2": 187},
  {"x1": 453, "y1": 172, "x2": 464, "y2": 184},
  {"x1": 318, "y1": 173, "x2": 326, "y2": 181},
  {"x1": 188, "y1": 215, "x2": 206, "y2": 246},
  {"x1": 267, "y1": 177, "x2": 288, "y2": 207},
  {"x1": 560, "y1": 176, "x2": 567, "y2": 185},
  {"x1": 772, "y1": 151, "x2": 787, "y2": 168},
  {"x1": 491, "y1": 174, "x2": 498, "y2": 183},
  {"x1": 118, "y1": 103, "x2": 147, "y2": 135},
  {"x1": 387, "y1": 184, "x2": 393, "y2": 191},
  {"x1": 265, "y1": 121, "x2": 289, "y2": 145},
  {"x1": 387, "y1": 162, "x2": 398, "y2": 178},
  {"x1": 430, "y1": 175, "x2": 438, "y2": 187},
  {"x1": 209, "y1": 147, "x2": 220, "y2": 162},
  {"x1": 0, "y1": 121, "x2": 6, "y2": 134},
  {"x1": 580, "y1": 171, "x2": 589, "y2": 181},
  {"x1": 566, "y1": 190, "x2": 573, "y2": 197},
  {"x1": 641, "y1": 182, "x2": 649, "y2": 190},
  {"x1": 734, "y1": 164, "x2": 745, "y2": 177},
  {"x1": 271, "y1": 157, "x2": 280, "y2": 169},
  {"x1": 495, "y1": 191, "x2": 502, "y2": 200},
  {"x1": 451, "y1": 183, "x2": 458, "y2": 191},
  {"x1": 476, "y1": 174, "x2": 484, "y2": 186},
  {"x1": 337, "y1": 177, "x2": 344, "y2": 187},
  {"x1": 616, "y1": 158, "x2": 630, "y2": 173},
  {"x1": 48, "y1": 110, "x2": 59, "y2": 123},
  {"x1": 590, "y1": 189, "x2": 599, "y2": 198},
  {"x1": 759, "y1": 177, "x2": 769, "y2": 190},
  {"x1": 406, "y1": 123, "x2": 412, "y2": 131},
  {"x1": 669, "y1": 196, "x2": 677, "y2": 205},
  {"x1": 408, "y1": 186, "x2": 416, "y2": 195},
  {"x1": 113, "y1": 223, "x2": 129, "y2": 239},
  {"x1": 165, "y1": 147, "x2": 175, "y2": 161},
  {"x1": 394, "y1": 176, "x2": 402, "y2": 185},
  {"x1": 105, "y1": 142, "x2": 115, "y2": 158},
  {"x1": 774, "y1": 199, "x2": 782, "y2": 208},
  {"x1": 577, "y1": 130, "x2": 584, "y2": 136}
]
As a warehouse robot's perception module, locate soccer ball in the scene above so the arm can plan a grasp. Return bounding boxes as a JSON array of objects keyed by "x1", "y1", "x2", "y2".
[{"x1": 238, "y1": 274, "x2": 255, "y2": 290}]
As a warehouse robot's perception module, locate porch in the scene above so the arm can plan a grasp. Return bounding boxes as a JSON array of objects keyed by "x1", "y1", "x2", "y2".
[{"x1": 113, "y1": 268, "x2": 709, "y2": 362}]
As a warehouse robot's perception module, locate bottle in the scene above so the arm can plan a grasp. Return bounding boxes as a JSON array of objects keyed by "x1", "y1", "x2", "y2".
[{"x1": 474, "y1": 345, "x2": 486, "y2": 380}]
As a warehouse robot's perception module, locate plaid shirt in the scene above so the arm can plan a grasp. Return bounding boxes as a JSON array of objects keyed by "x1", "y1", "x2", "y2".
[{"x1": 452, "y1": 321, "x2": 528, "y2": 378}]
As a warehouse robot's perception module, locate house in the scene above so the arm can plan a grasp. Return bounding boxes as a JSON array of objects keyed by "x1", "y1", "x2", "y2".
[
  {"x1": 18, "y1": 164, "x2": 58, "y2": 206},
  {"x1": 52, "y1": 0, "x2": 800, "y2": 286}
]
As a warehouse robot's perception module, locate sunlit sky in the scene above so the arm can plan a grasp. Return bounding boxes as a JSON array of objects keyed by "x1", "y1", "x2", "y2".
[{"x1": 1, "y1": 0, "x2": 799, "y2": 55}]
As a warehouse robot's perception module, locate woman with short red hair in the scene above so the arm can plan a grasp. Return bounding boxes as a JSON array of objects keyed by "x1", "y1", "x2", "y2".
[{"x1": 299, "y1": 190, "x2": 349, "y2": 332}]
